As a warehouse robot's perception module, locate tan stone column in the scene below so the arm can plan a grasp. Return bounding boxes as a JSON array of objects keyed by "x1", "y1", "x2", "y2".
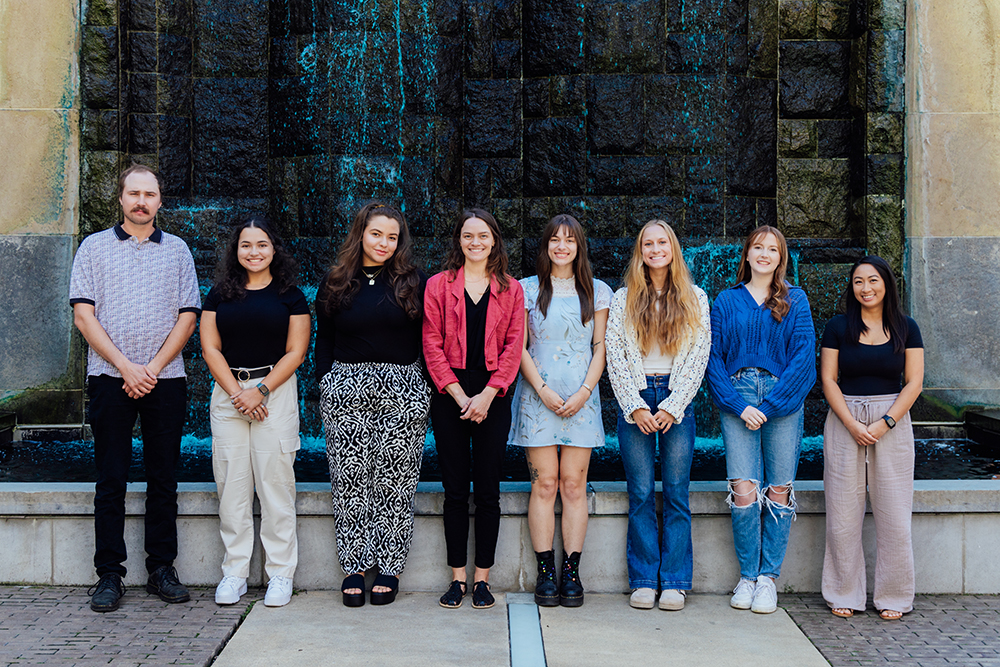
[
  {"x1": 906, "y1": 0, "x2": 1000, "y2": 413},
  {"x1": 0, "y1": 0, "x2": 81, "y2": 422}
]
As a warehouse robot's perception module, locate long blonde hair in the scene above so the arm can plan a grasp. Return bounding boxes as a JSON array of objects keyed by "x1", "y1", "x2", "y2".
[{"x1": 623, "y1": 220, "x2": 703, "y2": 355}]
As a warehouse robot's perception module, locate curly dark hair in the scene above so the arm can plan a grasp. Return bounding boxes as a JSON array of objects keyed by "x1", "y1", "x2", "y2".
[
  {"x1": 319, "y1": 201, "x2": 423, "y2": 319},
  {"x1": 442, "y1": 209, "x2": 510, "y2": 293},
  {"x1": 215, "y1": 214, "x2": 299, "y2": 301}
]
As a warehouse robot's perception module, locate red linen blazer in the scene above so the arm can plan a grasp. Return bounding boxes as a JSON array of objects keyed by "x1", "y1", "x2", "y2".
[{"x1": 422, "y1": 266, "x2": 525, "y2": 396}]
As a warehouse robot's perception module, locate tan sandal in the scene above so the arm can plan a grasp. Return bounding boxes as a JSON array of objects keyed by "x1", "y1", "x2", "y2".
[
  {"x1": 879, "y1": 609, "x2": 903, "y2": 620},
  {"x1": 831, "y1": 607, "x2": 853, "y2": 618}
]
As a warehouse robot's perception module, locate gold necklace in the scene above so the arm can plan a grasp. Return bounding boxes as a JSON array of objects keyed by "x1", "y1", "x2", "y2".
[{"x1": 361, "y1": 265, "x2": 384, "y2": 285}]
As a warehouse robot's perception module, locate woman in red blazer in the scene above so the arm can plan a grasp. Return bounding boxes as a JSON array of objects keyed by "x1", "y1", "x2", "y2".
[{"x1": 423, "y1": 209, "x2": 525, "y2": 610}]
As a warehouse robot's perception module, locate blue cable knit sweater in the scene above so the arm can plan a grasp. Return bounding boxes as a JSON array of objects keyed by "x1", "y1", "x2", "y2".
[{"x1": 706, "y1": 283, "x2": 817, "y2": 418}]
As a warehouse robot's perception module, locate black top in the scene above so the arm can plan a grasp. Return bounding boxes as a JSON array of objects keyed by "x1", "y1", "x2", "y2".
[
  {"x1": 314, "y1": 268, "x2": 426, "y2": 380},
  {"x1": 465, "y1": 287, "x2": 490, "y2": 370},
  {"x1": 202, "y1": 283, "x2": 309, "y2": 368},
  {"x1": 821, "y1": 314, "x2": 923, "y2": 395}
]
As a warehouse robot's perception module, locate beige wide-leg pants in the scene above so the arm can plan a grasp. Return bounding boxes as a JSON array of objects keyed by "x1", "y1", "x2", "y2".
[
  {"x1": 210, "y1": 374, "x2": 300, "y2": 580},
  {"x1": 822, "y1": 393, "x2": 914, "y2": 613}
]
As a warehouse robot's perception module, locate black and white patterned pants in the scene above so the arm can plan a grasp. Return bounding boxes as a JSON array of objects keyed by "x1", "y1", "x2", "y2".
[{"x1": 320, "y1": 359, "x2": 432, "y2": 576}]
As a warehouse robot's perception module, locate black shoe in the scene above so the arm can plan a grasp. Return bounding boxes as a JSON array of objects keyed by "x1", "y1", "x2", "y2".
[
  {"x1": 370, "y1": 574, "x2": 399, "y2": 606},
  {"x1": 472, "y1": 581, "x2": 495, "y2": 609},
  {"x1": 560, "y1": 551, "x2": 584, "y2": 607},
  {"x1": 439, "y1": 580, "x2": 467, "y2": 608},
  {"x1": 534, "y1": 550, "x2": 559, "y2": 607},
  {"x1": 88, "y1": 573, "x2": 125, "y2": 612},
  {"x1": 145, "y1": 565, "x2": 190, "y2": 603},
  {"x1": 342, "y1": 573, "x2": 366, "y2": 608}
]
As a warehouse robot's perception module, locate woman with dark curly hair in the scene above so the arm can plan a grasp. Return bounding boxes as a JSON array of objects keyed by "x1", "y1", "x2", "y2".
[
  {"x1": 315, "y1": 201, "x2": 431, "y2": 608},
  {"x1": 201, "y1": 215, "x2": 311, "y2": 608},
  {"x1": 423, "y1": 209, "x2": 524, "y2": 610}
]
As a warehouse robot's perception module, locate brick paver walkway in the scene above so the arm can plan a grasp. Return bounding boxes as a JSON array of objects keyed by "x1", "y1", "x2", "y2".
[
  {"x1": 0, "y1": 586, "x2": 254, "y2": 666},
  {"x1": 784, "y1": 593, "x2": 1000, "y2": 666}
]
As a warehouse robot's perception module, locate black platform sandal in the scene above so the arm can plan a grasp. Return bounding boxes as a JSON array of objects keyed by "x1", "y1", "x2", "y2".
[
  {"x1": 472, "y1": 581, "x2": 495, "y2": 609},
  {"x1": 370, "y1": 574, "x2": 399, "y2": 606},
  {"x1": 439, "y1": 580, "x2": 467, "y2": 608},
  {"x1": 341, "y1": 573, "x2": 365, "y2": 608}
]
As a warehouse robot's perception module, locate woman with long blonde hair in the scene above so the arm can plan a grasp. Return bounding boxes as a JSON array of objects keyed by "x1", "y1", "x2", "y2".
[
  {"x1": 705, "y1": 225, "x2": 816, "y2": 615},
  {"x1": 606, "y1": 220, "x2": 711, "y2": 611}
]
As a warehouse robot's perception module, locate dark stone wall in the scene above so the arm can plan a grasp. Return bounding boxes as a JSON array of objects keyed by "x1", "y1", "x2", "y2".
[{"x1": 76, "y1": 0, "x2": 907, "y2": 437}]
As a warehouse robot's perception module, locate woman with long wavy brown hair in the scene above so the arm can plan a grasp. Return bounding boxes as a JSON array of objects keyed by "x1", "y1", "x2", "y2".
[
  {"x1": 606, "y1": 220, "x2": 711, "y2": 611},
  {"x1": 705, "y1": 225, "x2": 816, "y2": 615},
  {"x1": 315, "y1": 201, "x2": 431, "y2": 608},
  {"x1": 422, "y1": 209, "x2": 524, "y2": 610}
]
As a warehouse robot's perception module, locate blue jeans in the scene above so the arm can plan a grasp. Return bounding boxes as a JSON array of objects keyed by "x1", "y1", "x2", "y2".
[
  {"x1": 720, "y1": 368, "x2": 804, "y2": 580},
  {"x1": 617, "y1": 375, "x2": 695, "y2": 590}
]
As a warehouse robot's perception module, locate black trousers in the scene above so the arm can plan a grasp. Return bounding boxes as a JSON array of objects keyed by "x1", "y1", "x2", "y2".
[
  {"x1": 430, "y1": 369, "x2": 511, "y2": 570},
  {"x1": 88, "y1": 374, "x2": 186, "y2": 577}
]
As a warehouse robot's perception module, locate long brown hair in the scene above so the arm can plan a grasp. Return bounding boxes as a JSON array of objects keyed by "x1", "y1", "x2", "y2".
[
  {"x1": 535, "y1": 214, "x2": 595, "y2": 324},
  {"x1": 623, "y1": 220, "x2": 703, "y2": 355},
  {"x1": 442, "y1": 208, "x2": 511, "y2": 293},
  {"x1": 320, "y1": 201, "x2": 423, "y2": 319},
  {"x1": 736, "y1": 225, "x2": 791, "y2": 322}
]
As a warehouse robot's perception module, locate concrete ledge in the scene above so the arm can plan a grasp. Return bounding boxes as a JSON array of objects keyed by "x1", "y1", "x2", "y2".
[{"x1": 2, "y1": 480, "x2": 999, "y2": 594}]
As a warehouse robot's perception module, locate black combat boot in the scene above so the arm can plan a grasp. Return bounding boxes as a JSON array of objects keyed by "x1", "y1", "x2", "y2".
[
  {"x1": 534, "y1": 550, "x2": 560, "y2": 606},
  {"x1": 560, "y1": 551, "x2": 584, "y2": 607}
]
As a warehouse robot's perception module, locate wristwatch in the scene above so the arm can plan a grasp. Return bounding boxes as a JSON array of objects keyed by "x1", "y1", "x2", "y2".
[
  {"x1": 256, "y1": 382, "x2": 270, "y2": 397},
  {"x1": 882, "y1": 414, "x2": 896, "y2": 429}
]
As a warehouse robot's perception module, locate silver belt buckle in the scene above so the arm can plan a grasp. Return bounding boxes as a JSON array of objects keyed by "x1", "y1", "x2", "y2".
[{"x1": 237, "y1": 369, "x2": 251, "y2": 382}]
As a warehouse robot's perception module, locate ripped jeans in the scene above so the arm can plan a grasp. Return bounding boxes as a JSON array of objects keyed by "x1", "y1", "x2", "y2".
[{"x1": 720, "y1": 368, "x2": 804, "y2": 581}]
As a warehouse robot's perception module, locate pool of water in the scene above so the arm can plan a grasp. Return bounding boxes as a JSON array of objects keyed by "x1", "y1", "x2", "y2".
[{"x1": 2, "y1": 436, "x2": 996, "y2": 483}]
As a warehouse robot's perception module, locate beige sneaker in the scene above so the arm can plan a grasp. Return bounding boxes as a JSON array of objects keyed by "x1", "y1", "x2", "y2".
[
  {"x1": 629, "y1": 587, "x2": 656, "y2": 609},
  {"x1": 658, "y1": 589, "x2": 686, "y2": 611}
]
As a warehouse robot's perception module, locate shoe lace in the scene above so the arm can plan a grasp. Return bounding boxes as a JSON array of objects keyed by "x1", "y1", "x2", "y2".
[
  {"x1": 88, "y1": 573, "x2": 124, "y2": 597},
  {"x1": 220, "y1": 575, "x2": 243, "y2": 588}
]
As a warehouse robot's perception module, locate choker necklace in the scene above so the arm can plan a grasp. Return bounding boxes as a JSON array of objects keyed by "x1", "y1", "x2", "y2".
[{"x1": 361, "y1": 265, "x2": 384, "y2": 285}]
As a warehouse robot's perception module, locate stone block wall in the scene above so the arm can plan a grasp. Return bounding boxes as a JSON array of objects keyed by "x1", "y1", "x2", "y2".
[
  {"x1": 905, "y1": 0, "x2": 1000, "y2": 418},
  {"x1": 0, "y1": 0, "x2": 82, "y2": 423},
  {"x1": 2, "y1": 0, "x2": 910, "y2": 438}
]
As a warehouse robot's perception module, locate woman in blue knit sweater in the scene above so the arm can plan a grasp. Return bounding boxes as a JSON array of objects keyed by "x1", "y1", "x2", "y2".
[{"x1": 706, "y1": 225, "x2": 816, "y2": 614}]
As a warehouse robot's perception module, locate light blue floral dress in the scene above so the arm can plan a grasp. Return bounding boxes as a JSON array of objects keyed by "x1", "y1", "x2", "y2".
[{"x1": 508, "y1": 275, "x2": 613, "y2": 448}]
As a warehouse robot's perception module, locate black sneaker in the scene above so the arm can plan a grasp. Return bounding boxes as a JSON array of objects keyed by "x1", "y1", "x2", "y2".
[
  {"x1": 88, "y1": 573, "x2": 125, "y2": 612},
  {"x1": 146, "y1": 565, "x2": 190, "y2": 603}
]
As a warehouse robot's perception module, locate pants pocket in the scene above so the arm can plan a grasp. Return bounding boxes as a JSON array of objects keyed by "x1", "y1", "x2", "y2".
[{"x1": 280, "y1": 436, "x2": 301, "y2": 454}]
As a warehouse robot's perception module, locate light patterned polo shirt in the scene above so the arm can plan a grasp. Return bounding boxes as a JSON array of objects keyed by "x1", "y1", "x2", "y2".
[{"x1": 69, "y1": 224, "x2": 201, "y2": 379}]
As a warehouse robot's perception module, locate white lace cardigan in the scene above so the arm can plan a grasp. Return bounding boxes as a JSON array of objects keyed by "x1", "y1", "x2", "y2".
[{"x1": 605, "y1": 285, "x2": 712, "y2": 424}]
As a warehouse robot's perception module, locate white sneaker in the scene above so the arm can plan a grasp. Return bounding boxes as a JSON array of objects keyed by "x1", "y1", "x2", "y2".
[
  {"x1": 658, "y1": 589, "x2": 686, "y2": 611},
  {"x1": 751, "y1": 575, "x2": 777, "y2": 614},
  {"x1": 264, "y1": 576, "x2": 293, "y2": 607},
  {"x1": 730, "y1": 578, "x2": 756, "y2": 610},
  {"x1": 215, "y1": 576, "x2": 247, "y2": 605},
  {"x1": 629, "y1": 587, "x2": 656, "y2": 609}
]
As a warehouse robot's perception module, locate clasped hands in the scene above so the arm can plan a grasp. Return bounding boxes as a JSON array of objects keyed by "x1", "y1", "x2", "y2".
[
  {"x1": 231, "y1": 387, "x2": 269, "y2": 421},
  {"x1": 538, "y1": 384, "x2": 589, "y2": 418},
  {"x1": 632, "y1": 407, "x2": 676, "y2": 435}
]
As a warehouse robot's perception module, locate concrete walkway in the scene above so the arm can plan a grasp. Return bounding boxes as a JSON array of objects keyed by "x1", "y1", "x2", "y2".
[
  {"x1": 5, "y1": 586, "x2": 1000, "y2": 666},
  {"x1": 213, "y1": 591, "x2": 826, "y2": 667}
]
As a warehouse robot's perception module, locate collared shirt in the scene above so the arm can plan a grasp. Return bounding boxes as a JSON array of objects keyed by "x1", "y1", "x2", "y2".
[{"x1": 69, "y1": 224, "x2": 201, "y2": 379}]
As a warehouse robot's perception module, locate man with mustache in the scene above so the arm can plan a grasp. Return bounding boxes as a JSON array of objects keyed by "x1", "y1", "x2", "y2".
[{"x1": 69, "y1": 164, "x2": 201, "y2": 612}]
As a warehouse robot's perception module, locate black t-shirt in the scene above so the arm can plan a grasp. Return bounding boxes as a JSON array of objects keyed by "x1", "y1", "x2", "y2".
[
  {"x1": 821, "y1": 314, "x2": 923, "y2": 395},
  {"x1": 202, "y1": 283, "x2": 310, "y2": 368},
  {"x1": 465, "y1": 287, "x2": 490, "y2": 370},
  {"x1": 314, "y1": 268, "x2": 426, "y2": 379}
]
